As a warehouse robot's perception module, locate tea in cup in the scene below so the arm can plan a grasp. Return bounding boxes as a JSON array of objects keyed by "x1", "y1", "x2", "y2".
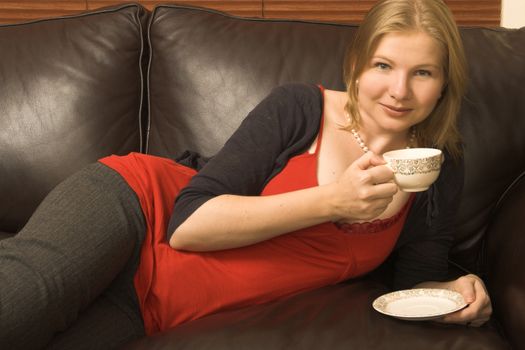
[{"x1": 382, "y1": 148, "x2": 442, "y2": 192}]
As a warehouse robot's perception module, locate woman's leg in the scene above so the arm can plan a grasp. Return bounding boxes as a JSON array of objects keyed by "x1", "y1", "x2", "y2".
[
  {"x1": 46, "y1": 293, "x2": 143, "y2": 350},
  {"x1": 0, "y1": 162, "x2": 146, "y2": 349}
]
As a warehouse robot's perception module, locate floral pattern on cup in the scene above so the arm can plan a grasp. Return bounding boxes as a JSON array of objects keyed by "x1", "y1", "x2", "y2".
[{"x1": 388, "y1": 156, "x2": 441, "y2": 176}]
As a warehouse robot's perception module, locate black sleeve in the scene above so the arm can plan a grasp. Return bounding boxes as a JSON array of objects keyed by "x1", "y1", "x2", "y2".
[
  {"x1": 391, "y1": 151, "x2": 465, "y2": 290},
  {"x1": 166, "y1": 83, "x2": 323, "y2": 240}
]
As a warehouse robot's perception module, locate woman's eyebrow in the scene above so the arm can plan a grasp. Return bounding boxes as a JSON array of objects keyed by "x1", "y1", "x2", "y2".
[{"x1": 371, "y1": 56, "x2": 441, "y2": 69}]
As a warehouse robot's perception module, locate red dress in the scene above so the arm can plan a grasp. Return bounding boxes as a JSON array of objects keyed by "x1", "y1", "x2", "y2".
[{"x1": 99, "y1": 116, "x2": 414, "y2": 335}]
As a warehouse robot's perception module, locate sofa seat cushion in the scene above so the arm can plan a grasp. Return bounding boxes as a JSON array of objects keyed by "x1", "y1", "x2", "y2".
[{"x1": 126, "y1": 278, "x2": 509, "y2": 350}]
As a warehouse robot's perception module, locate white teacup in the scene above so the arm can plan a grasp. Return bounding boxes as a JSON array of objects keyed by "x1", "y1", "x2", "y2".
[{"x1": 382, "y1": 148, "x2": 442, "y2": 192}]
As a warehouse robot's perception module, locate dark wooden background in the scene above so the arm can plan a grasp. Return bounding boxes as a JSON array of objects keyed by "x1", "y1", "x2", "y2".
[{"x1": 0, "y1": 1, "x2": 502, "y2": 27}]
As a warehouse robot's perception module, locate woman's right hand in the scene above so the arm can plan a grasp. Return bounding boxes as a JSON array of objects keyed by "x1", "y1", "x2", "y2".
[{"x1": 330, "y1": 151, "x2": 398, "y2": 223}]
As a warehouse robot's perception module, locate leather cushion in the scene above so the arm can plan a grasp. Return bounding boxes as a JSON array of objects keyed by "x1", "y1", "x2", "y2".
[
  {"x1": 485, "y1": 171, "x2": 525, "y2": 349},
  {"x1": 146, "y1": 5, "x2": 354, "y2": 158},
  {"x1": 453, "y1": 27, "x2": 525, "y2": 270},
  {"x1": 0, "y1": 4, "x2": 147, "y2": 233},
  {"x1": 126, "y1": 278, "x2": 509, "y2": 350}
]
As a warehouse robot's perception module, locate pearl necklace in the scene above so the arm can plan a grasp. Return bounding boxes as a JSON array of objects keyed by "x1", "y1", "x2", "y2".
[{"x1": 350, "y1": 127, "x2": 416, "y2": 153}]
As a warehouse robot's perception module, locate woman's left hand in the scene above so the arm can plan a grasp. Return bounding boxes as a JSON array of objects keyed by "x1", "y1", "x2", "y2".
[{"x1": 438, "y1": 274, "x2": 493, "y2": 327}]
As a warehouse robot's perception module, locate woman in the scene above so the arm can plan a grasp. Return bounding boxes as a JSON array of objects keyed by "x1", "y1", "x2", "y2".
[{"x1": 0, "y1": 0, "x2": 492, "y2": 348}]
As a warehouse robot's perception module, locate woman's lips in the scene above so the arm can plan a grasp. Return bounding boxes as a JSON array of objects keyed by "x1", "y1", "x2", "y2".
[{"x1": 380, "y1": 103, "x2": 413, "y2": 117}]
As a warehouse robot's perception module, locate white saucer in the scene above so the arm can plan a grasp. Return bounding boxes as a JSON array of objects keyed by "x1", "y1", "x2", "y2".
[{"x1": 372, "y1": 288, "x2": 467, "y2": 321}]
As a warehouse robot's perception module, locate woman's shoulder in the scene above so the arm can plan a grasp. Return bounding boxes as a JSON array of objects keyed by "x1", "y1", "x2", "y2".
[
  {"x1": 268, "y1": 84, "x2": 346, "y2": 123},
  {"x1": 271, "y1": 82, "x2": 320, "y2": 95},
  {"x1": 263, "y1": 83, "x2": 322, "y2": 107},
  {"x1": 252, "y1": 83, "x2": 324, "y2": 125}
]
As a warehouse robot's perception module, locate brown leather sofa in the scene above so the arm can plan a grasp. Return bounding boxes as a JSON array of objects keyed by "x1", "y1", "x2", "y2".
[{"x1": 0, "y1": 3, "x2": 523, "y2": 349}]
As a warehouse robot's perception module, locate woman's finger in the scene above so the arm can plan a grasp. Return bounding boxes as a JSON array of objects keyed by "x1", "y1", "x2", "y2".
[
  {"x1": 366, "y1": 164, "x2": 396, "y2": 186},
  {"x1": 456, "y1": 275, "x2": 477, "y2": 304},
  {"x1": 353, "y1": 151, "x2": 382, "y2": 171},
  {"x1": 367, "y1": 182, "x2": 398, "y2": 200}
]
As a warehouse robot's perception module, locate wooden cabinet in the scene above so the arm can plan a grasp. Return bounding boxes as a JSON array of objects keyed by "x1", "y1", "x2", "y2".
[{"x1": 0, "y1": 1, "x2": 502, "y2": 27}]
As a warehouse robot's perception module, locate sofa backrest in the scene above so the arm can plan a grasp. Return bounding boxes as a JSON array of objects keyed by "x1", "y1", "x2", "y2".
[
  {"x1": 146, "y1": 5, "x2": 525, "y2": 273},
  {"x1": 1, "y1": 3, "x2": 524, "y2": 274},
  {"x1": 146, "y1": 5, "x2": 353, "y2": 158},
  {"x1": 0, "y1": 4, "x2": 147, "y2": 233},
  {"x1": 453, "y1": 27, "x2": 525, "y2": 270}
]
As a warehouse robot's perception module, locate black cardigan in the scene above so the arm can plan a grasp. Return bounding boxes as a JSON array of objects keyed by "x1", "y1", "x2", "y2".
[{"x1": 168, "y1": 83, "x2": 464, "y2": 290}]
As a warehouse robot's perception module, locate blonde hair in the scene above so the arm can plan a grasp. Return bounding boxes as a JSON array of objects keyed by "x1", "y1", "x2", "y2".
[{"x1": 343, "y1": 0, "x2": 466, "y2": 159}]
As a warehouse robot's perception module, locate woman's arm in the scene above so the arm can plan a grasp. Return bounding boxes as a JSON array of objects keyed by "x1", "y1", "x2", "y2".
[
  {"x1": 169, "y1": 84, "x2": 396, "y2": 251},
  {"x1": 170, "y1": 185, "x2": 334, "y2": 251},
  {"x1": 171, "y1": 152, "x2": 395, "y2": 251},
  {"x1": 167, "y1": 84, "x2": 322, "y2": 244}
]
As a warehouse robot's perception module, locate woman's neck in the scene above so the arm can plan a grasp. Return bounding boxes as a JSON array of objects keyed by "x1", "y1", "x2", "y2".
[{"x1": 352, "y1": 125, "x2": 414, "y2": 155}]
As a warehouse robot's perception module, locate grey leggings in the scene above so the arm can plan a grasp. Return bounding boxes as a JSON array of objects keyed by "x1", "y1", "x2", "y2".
[{"x1": 0, "y1": 163, "x2": 146, "y2": 349}]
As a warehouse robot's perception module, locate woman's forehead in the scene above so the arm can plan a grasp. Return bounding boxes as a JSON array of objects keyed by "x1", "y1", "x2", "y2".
[{"x1": 371, "y1": 31, "x2": 445, "y2": 67}]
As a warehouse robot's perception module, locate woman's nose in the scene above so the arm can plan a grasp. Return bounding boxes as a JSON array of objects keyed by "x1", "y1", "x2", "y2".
[{"x1": 389, "y1": 73, "x2": 411, "y2": 100}]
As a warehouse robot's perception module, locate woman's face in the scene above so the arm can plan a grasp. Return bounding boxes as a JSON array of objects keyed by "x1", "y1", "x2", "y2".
[{"x1": 357, "y1": 31, "x2": 445, "y2": 134}]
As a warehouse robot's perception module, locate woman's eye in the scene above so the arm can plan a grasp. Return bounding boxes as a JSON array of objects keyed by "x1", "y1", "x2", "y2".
[
  {"x1": 374, "y1": 62, "x2": 390, "y2": 70},
  {"x1": 415, "y1": 70, "x2": 432, "y2": 77}
]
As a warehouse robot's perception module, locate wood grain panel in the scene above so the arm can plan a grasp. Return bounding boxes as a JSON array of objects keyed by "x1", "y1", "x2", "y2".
[
  {"x1": 445, "y1": 0, "x2": 501, "y2": 26},
  {"x1": 0, "y1": 1, "x2": 86, "y2": 25},
  {"x1": 89, "y1": 1, "x2": 263, "y2": 17},
  {"x1": 264, "y1": 0, "x2": 374, "y2": 24},
  {"x1": 264, "y1": 0, "x2": 501, "y2": 26},
  {"x1": 0, "y1": 1, "x2": 502, "y2": 27}
]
